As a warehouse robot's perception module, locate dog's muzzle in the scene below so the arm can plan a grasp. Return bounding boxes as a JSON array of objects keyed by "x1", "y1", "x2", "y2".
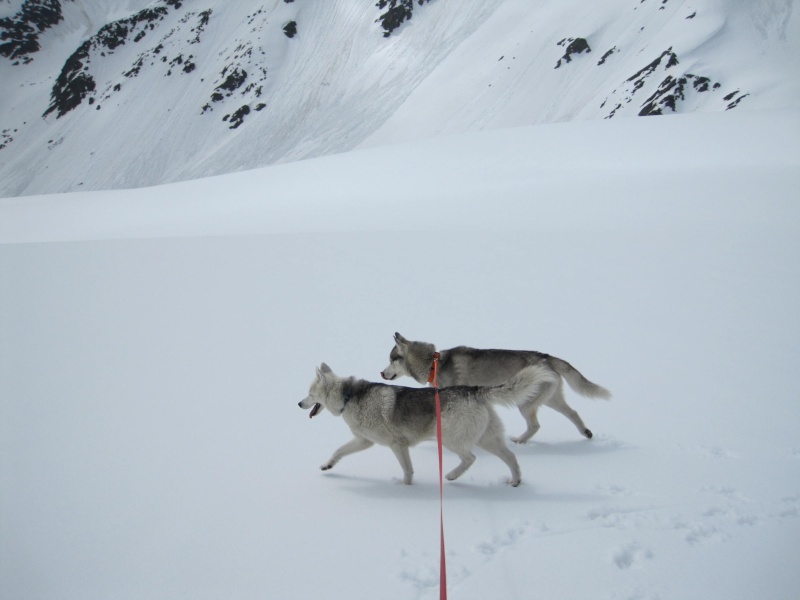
[
  {"x1": 299, "y1": 400, "x2": 323, "y2": 418},
  {"x1": 380, "y1": 371, "x2": 396, "y2": 381}
]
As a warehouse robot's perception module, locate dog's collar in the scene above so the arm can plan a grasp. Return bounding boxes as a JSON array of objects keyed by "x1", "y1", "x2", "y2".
[{"x1": 426, "y1": 352, "x2": 441, "y2": 384}]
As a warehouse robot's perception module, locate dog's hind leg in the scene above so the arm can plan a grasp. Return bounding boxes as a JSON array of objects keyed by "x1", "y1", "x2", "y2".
[
  {"x1": 443, "y1": 449, "x2": 476, "y2": 482},
  {"x1": 511, "y1": 404, "x2": 541, "y2": 444},
  {"x1": 321, "y1": 436, "x2": 374, "y2": 471},
  {"x1": 547, "y1": 384, "x2": 593, "y2": 438},
  {"x1": 480, "y1": 412, "x2": 522, "y2": 485},
  {"x1": 389, "y1": 444, "x2": 415, "y2": 485},
  {"x1": 511, "y1": 379, "x2": 558, "y2": 444},
  {"x1": 478, "y1": 435, "x2": 522, "y2": 486}
]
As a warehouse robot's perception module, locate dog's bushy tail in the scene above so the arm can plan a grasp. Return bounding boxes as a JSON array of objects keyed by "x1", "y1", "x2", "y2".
[
  {"x1": 486, "y1": 364, "x2": 561, "y2": 407},
  {"x1": 548, "y1": 357, "x2": 611, "y2": 399}
]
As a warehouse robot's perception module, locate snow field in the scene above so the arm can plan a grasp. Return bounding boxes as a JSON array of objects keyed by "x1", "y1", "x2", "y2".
[{"x1": 2, "y1": 108, "x2": 800, "y2": 598}]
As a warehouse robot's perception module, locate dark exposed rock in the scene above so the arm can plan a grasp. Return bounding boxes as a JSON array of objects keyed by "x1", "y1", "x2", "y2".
[
  {"x1": 203, "y1": 27, "x2": 269, "y2": 117},
  {"x1": 638, "y1": 75, "x2": 682, "y2": 115},
  {"x1": 94, "y1": 7, "x2": 171, "y2": 51},
  {"x1": 376, "y1": 0, "x2": 432, "y2": 38},
  {"x1": 555, "y1": 38, "x2": 591, "y2": 69},
  {"x1": 283, "y1": 20, "x2": 297, "y2": 38},
  {"x1": 166, "y1": 53, "x2": 195, "y2": 75},
  {"x1": 724, "y1": 91, "x2": 749, "y2": 110},
  {"x1": 189, "y1": 9, "x2": 212, "y2": 45},
  {"x1": 43, "y1": 0, "x2": 183, "y2": 118},
  {"x1": 638, "y1": 73, "x2": 723, "y2": 116},
  {"x1": 43, "y1": 40, "x2": 96, "y2": 118},
  {"x1": 0, "y1": 128, "x2": 14, "y2": 151},
  {"x1": 0, "y1": 0, "x2": 64, "y2": 61},
  {"x1": 628, "y1": 47, "x2": 679, "y2": 87},
  {"x1": 226, "y1": 104, "x2": 251, "y2": 129},
  {"x1": 124, "y1": 56, "x2": 145, "y2": 78},
  {"x1": 215, "y1": 67, "x2": 248, "y2": 97},
  {"x1": 246, "y1": 7, "x2": 266, "y2": 26},
  {"x1": 127, "y1": 11, "x2": 210, "y2": 80},
  {"x1": 602, "y1": 46, "x2": 738, "y2": 118},
  {"x1": 241, "y1": 82, "x2": 262, "y2": 97},
  {"x1": 598, "y1": 46, "x2": 617, "y2": 66}
]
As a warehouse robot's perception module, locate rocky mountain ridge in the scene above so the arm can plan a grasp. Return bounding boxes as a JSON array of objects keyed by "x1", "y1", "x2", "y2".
[{"x1": 1, "y1": 0, "x2": 796, "y2": 196}]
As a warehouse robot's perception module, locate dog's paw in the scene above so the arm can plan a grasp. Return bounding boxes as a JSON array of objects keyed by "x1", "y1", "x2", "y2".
[
  {"x1": 584, "y1": 428, "x2": 593, "y2": 439},
  {"x1": 320, "y1": 463, "x2": 334, "y2": 471},
  {"x1": 509, "y1": 478, "x2": 521, "y2": 488},
  {"x1": 510, "y1": 436, "x2": 528, "y2": 445}
]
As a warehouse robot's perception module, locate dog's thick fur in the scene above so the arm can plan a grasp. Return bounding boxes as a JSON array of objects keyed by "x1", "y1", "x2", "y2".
[
  {"x1": 381, "y1": 333, "x2": 611, "y2": 443},
  {"x1": 298, "y1": 363, "x2": 558, "y2": 486}
]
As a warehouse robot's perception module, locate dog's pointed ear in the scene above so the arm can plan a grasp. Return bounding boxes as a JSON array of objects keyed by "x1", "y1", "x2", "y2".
[
  {"x1": 394, "y1": 332, "x2": 408, "y2": 345},
  {"x1": 319, "y1": 362, "x2": 333, "y2": 375}
]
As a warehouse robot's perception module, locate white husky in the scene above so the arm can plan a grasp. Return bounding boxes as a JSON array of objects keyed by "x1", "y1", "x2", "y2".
[
  {"x1": 381, "y1": 333, "x2": 611, "y2": 443},
  {"x1": 299, "y1": 363, "x2": 558, "y2": 486}
]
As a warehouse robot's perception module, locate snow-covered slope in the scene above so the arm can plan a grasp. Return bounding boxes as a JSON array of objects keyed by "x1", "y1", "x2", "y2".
[
  {"x1": 1, "y1": 0, "x2": 798, "y2": 196},
  {"x1": 2, "y1": 109, "x2": 799, "y2": 599},
  {"x1": 2, "y1": 108, "x2": 798, "y2": 242}
]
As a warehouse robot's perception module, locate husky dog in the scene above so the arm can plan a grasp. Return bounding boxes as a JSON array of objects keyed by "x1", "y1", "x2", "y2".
[
  {"x1": 381, "y1": 333, "x2": 611, "y2": 443},
  {"x1": 298, "y1": 363, "x2": 558, "y2": 486}
]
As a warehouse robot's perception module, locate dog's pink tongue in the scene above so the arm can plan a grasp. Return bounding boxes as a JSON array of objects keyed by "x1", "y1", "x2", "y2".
[{"x1": 309, "y1": 403, "x2": 322, "y2": 418}]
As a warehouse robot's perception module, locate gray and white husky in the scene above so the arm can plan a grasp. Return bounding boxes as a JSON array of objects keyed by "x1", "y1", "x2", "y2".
[
  {"x1": 381, "y1": 333, "x2": 611, "y2": 443},
  {"x1": 298, "y1": 362, "x2": 557, "y2": 486}
]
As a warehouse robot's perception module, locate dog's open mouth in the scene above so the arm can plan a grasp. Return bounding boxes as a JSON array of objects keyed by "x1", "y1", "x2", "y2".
[{"x1": 309, "y1": 403, "x2": 322, "y2": 418}]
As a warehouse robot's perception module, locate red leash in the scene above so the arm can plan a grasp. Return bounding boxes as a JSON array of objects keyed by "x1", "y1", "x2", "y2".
[{"x1": 428, "y1": 352, "x2": 447, "y2": 600}]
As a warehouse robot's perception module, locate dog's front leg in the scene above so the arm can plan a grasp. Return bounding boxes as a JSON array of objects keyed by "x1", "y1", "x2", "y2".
[
  {"x1": 389, "y1": 444, "x2": 414, "y2": 485},
  {"x1": 321, "y1": 436, "x2": 373, "y2": 471}
]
